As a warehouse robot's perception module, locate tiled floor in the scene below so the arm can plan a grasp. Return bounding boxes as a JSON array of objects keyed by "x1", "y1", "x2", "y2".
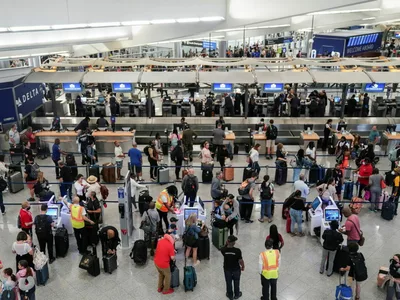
[{"x1": 0, "y1": 145, "x2": 397, "y2": 300}]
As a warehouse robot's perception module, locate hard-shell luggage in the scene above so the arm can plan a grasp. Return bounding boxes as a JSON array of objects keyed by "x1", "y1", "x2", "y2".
[
  {"x1": 335, "y1": 274, "x2": 353, "y2": 300},
  {"x1": 274, "y1": 166, "x2": 287, "y2": 185},
  {"x1": 101, "y1": 163, "x2": 116, "y2": 183},
  {"x1": 197, "y1": 236, "x2": 210, "y2": 260},
  {"x1": 381, "y1": 198, "x2": 396, "y2": 221},
  {"x1": 183, "y1": 260, "x2": 197, "y2": 292},
  {"x1": 7, "y1": 171, "x2": 24, "y2": 193},
  {"x1": 55, "y1": 226, "x2": 69, "y2": 258},
  {"x1": 244, "y1": 144, "x2": 250, "y2": 154},
  {"x1": 162, "y1": 143, "x2": 168, "y2": 156},
  {"x1": 309, "y1": 165, "x2": 325, "y2": 184},
  {"x1": 87, "y1": 248, "x2": 101, "y2": 277},
  {"x1": 88, "y1": 164, "x2": 100, "y2": 179},
  {"x1": 138, "y1": 190, "x2": 153, "y2": 216},
  {"x1": 103, "y1": 254, "x2": 118, "y2": 274},
  {"x1": 202, "y1": 169, "x2": 213, "y2": 183},
  {"x1": 223, "y1": 167, "x2": 234, "y2": 181},
  {"x1": 377, "y1": 191, "x2": 389, "y2": 211},
  {"x1": 234, "y1": 144, "x2": 239, "y2": 155},
  {"x1": 242, "y1": 167, "x2": 253, "y2": 182},
  {"x1": 36, "y1": 263, "x2": 49, "y2": 286},
  {"x1": 286, "y1": 215, "x2": 291, "y2": 233},
  {"x1": 343, "y1": 181, "x2": 354, "y2": 200},
  {"x1": 344, "y1": 167, "x2": 352, "y2": 180},
  {"x1": 130, "y1": 240, "x2": 147, "y2": 265},
  {"x1": 157, "y1": 164, "x2": 169, "y2": 184},
  {"x1": 328, "y1": 145, "x2": 336, "y2": 155},
  {"x1": 170, "y1": 261, "x2": 180, "y2": 288},
  {"x1": 212, "y1": 226, "x2": 228, "y2": 250}
]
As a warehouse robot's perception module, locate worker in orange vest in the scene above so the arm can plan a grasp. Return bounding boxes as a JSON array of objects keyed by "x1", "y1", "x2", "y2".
[
  {"x1": 155, "y1": 185, "x2": 178, "y2": 234},
  {"x1": 259, "y1": 239, "x2": 281, "y2": 300}
]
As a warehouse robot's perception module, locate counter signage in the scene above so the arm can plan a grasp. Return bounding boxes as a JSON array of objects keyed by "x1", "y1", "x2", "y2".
[
  {"x1": 62, "y1": 83, "x2": 83, "y2": 92},
  {"x1": 14, "y1": 83, "x2": 44, "y2": 117},
  {"x1": 112, "y1": 83, "x2": 133, "y2": 93},
  {"x1": 212, "y1": 83, "x2": 233, "y2": 93},
  {"x1": 345, "y1": 32, "x2": 382, "y2": 56},
  {"x1": 364, "y1": 83, "x2": 385, "y2": 93},
  {"x1": 263, "y1": 83, "x2": 284, "y2": 92}
]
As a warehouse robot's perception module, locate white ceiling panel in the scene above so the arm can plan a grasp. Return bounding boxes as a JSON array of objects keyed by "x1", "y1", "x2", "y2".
[
  {"x1": 24, "y1": 72, "x2": 85, "y2": 83},
  {"x1": 309, "y1": 71, "x2": 371, "y2": 83},
  {"x1": 141, "y1": 72, "x2": 196, "y2": 83},
  {"x1": 256, "y1": 71, "x2": 313, "y2": 83},
  {"x1": 199, "y1": 72, "x2": 255, "y2": 84},
  {"x1": 82, "y1": 72, "x2": 141, "y2": 83}
]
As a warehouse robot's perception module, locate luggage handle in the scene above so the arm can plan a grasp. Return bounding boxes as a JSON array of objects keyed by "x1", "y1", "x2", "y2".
[{"x1": 339, "y1": 272, "x2": 348, "y2": 285}]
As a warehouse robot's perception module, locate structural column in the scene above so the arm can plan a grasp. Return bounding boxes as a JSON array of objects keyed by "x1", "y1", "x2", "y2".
[
  {"x1": 218, "y1": 41, "x2": 227, "y2": 58},
  {"x1": 173, "y1": 42, "x2": 182, "y2": 58}
]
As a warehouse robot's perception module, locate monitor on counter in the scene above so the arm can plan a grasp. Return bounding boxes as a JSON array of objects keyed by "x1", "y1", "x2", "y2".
[
  {"x1": 184, "y1": 208, "x2": 199, "y2": 220},
  {"x1": 337, "y1": 124, "x2": 347, "y2": 131},
  {"x1": 98, "y1": 96, "x2": 105, "y2": 103},
  {"x1": 263, "y1": 83, "x2": 284, "y2": 93},
  {"x1": 212, "y1": 83, "x2": 233, "y2": 93},
  {"x1": 140, "y1": 97, "x2": 146, "y2": 104},
  {"x1": 334, "y1": 97, "x2": 341, "y2": 103},
  {"x1": 223, "y1": 123, "x2": 231, "y2": 131},
  {"x1": 183, "y1": 97, "x2": 190, "y2": 103},
  {"x1": 364, "y1": 83, "x2": 385, "y2": 93},
  {"x1": 112, "y1": 83, "x2": 133, "y2": 93},
  {"x1": 354, "y1": 96, "x2": 360, "y2": 103},
  {"x1": 80, "y1": 97, "x2": 87, "y2": 104},
  {"x1": 304, "y1": 124, "x2": 313, "y2": 131},
  {"x1": 46, "y1": 206, "x2": 60, "y2": 221},
  {"x1": 324, "y1": 208, "x2": 340, "y2": 222}
]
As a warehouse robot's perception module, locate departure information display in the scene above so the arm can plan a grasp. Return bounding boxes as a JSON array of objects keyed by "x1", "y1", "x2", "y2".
[
  {"x1": 263, "y1": 83, "x2": 284, "y2": 92},
  {"x1": 212, "y1": 83, "x2": 233, "y2": 93},
  {"x1": 364, "y1": 83, "x2": 385, "y2": 93},
  {"x1": 112, "y1": 83, "x2": 133, "y2": 92}
]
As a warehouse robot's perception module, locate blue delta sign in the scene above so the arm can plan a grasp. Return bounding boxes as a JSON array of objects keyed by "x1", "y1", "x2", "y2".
[
  {"x1": 263, "y1": 83, "x2": 284, "y2": 92},
  {"x1": 364, "y1": 83, "x2": 385, "y2": 93},
  {"x1": 62, "y1": 83, "x2": 82, "y2": 92},
  {"x1": 112, "y1": 83, "x2": 133, "y2": 92},
  {"x1": 212, "y1": 83, "x2": 233, "y2": 93}
]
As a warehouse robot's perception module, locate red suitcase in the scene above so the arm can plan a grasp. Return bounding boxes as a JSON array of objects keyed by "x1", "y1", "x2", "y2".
[{"x1": 286, "y1": 215, "x2": 291, "y2": 233}]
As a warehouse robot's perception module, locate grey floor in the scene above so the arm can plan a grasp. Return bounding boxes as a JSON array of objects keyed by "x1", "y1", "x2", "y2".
[{"x1": 0, "y1": 144, "x2": 398, "y2": 300}]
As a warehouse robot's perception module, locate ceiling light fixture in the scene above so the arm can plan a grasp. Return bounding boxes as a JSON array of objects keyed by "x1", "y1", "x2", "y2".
[
  {"x1": 308, "y1": 8, "x2": 381, "y2": 15},
  {"x1": 9, "y1": 25, "x2": 51, "y2": 31},
  {"x1": 246, "y1": 24, "x2": 290, "y2": 30},
  {"x1": 200, "y1": 16, "x2": 225, "y2": 22},
  {"x1": 215, "y1": 27, "x2": 243, "y2": 32},
  {"x1": 362, "y1": 17, "x2": 376, "y2": 21},
  {"x1": 51, "y1": 24, "x2": 87, "y2": 29},
  {"x1": 177, "y1": 18, "x2": 200, "y2": 23},
  {"x1": 0, "y1": 28, "x2": 8, "y2": 32},
  {"x1": 88, "y1": 22, "x2": 121, "y2": 27},
  {"x1": 151, "y1": 19, "x2": 176, "y2": 24},
  {"x1": 121, "y1": 21, "x2": 150, "y2": 26}
]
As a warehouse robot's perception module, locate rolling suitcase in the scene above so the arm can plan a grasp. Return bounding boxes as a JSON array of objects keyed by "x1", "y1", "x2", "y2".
[
  {"x1": 223, "y1": 167, "x2": 234, "y2": 181},
  {"x1": 385, "y1": 171, "x2": 394, "y2": 186},
  {"x1": 212, "y1": 226, "x2": 228, "y2": 250},
  {"x1": 381, "y1": 198, "x2": 396, "y2": 220},
  {"x1": 130, "y1": 239, "x2": 147, "y2": 265},
  {"x1": 88, "y1": 164, "x2": 100, "y2": 179},
  {"x1": 36, "y1": 263, "x2": 49, "y2": 286},
  {"x1": 343, "y1": 181, "x2": 354, "y2": 200},
  {"x1": 242, "y1": 167, "x2": 253, "y2": 181},
  {"x1": 335, "y1": 274, "x2": 353, "y2": 300},
  {"x1": 101, "y1": 163, "x2": 116, "y2": 183},
  {"x1": 55, "y1": 226, "x2": 69, "y2": 258},
  {"x1": 202, "y1": 169, "x2": 213, "y2": 183},
  {"x1": 286, "y1": 215, "x2": 291, "y2": 233},
  {"x1": 138, "y1": 189, "x2": 153, "y2": 216},
  {"x1": 157, "y1": 164, "x2": 169, "y2": 184},
  {"x1": 7, "y1": 171, "x2": 24, "y2": 193},
  {"x1": 274, "y1": 166, "x2": 287, "y2": 186},
  {"x1": 197, "y1": 236, "x2": 210, "y2": 260},
  {"x1": 234, "y1": 144, "x2": 239, "y2": 155},
  {"x1": 170, "y1": 261, "x2": 180, "y2": 288},
  {"x1": 377, "y1": 191, "x2": 389, "y2": 211},
  {"x1": 183, "y1": 259, "x2": 197, "y2": 292},
  {"x1": 162, "y1": 143, "x2": 168, "y2": 156},
  {"x1": 87, "y1": 247, "x2": 101, "y2": 277},
  {"x1": 103, "y1": 254, "x2": 118, "y2": 274}
]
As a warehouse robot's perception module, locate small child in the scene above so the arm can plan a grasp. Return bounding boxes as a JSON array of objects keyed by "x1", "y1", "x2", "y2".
[
  {"x1": 212, "y1": 200, "x2": 223, "y2": 219},
  {"x1": 223, "y1": 203, "x2": 233, "y2": 219},
  {"x1": 167, "y1": 217, "x2": 179, "y2": 243}
]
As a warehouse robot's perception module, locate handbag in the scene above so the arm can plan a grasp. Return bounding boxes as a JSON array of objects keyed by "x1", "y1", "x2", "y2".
[
  {"x1": 380, "y1": 179, "x2": 387, "y2": 189},
  {"x1": 79, "y1": 253, "x2": 95, "y2": 270},
  {"x1": 349, "y1": 220, "x2": 365, "y2": 246}
]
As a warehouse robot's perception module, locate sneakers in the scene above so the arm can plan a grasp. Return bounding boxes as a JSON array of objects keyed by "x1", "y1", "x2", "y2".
[
  {"x1": 28, "y1": 197, "x2": 35, "y2": 202},
  {"x1": 194, "y1": 260, "x2": 201, "y2": 267},
  {"x1": 157, "y1": 288, "x2": 163, "y2": 293},
  {"x1": 245, "y1": 220, "x2": 253, "y2": 223},
  {"x1": 162, "y1": 288, "x2": 174, "y2": 295}
]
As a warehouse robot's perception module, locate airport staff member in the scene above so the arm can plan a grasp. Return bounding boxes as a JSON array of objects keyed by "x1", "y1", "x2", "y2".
[
  {"x1": 62, "y1": 196, "x2": 94, "y2": 255},
  {"x1": 181, "y1": 124, "x2": 197, "y2": 162},
  {"x1": 259, "y1": 239, "x2": 280, "y2": 300},
  {"x1": 74, "y1": 116, "x2": 90, "y2": 132},
  {"x1": 98, "y1": 225, "x2": 120, "y2": 257},
  {"x1": 8, "y1": 124, "x2": 20, "y2": 148},
  {"x1": 155, "y1": 185, "x2": 177, "y2": 234},
  {"x1": 96, "y1": 115, "x2": 109, "y2": 128}
]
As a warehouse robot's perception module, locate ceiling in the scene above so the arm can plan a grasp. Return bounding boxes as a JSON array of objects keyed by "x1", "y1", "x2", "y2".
[{"x1": 1, "y1": 0, "x2": 400, "y2": 58}]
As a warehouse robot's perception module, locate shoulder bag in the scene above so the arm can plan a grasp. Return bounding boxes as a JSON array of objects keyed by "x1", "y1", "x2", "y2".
[{"x1": 348, "y1": 219, "x2": 365, "y2": 246}]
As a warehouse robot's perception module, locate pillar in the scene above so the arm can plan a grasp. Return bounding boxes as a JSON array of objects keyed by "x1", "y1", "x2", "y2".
[
  {"x1": 0, "y1": 60, "x2": 10, "y2": 69},
  {"x1": 219, "y1": 41, "x2": 227, "y2": 58},
  {"x1": 340, "y1": 84, "x2": 348, "y2": 119},
  {"x1": 173, "y1": 42, "x2": 182, "y2": 58}
]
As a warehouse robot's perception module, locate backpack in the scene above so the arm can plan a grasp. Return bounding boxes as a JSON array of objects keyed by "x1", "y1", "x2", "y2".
[
  {"x1": 170, "y1": 146, "x2": 178, "y2": 162},
  {"x1": 100, "y1": 185, "x2": 109, "y2": 200},
  {"x1": 1, "y1": 288, "x2": 16, "y2": 300},
  {"x1": 267, "y1": 125, "x2": 278, "y2": 139},
  {"x1": 143, "y1": 146, "x2": 150, "y2": 157},
  {"x1": 350, "y1": 253, "x2": 368, "y2": 282},
  {"x1": 238, "y1": 181, "x2": 251, "y2": 196},
  {"x1": 309, "y1": 99, "x2": 318, "y2": 113},
  {"x1": 261, "y1": 183, "x2": 273, "y2": 199},
  {"x1": 388, "y1": 147, "x2": 398, "y2": 162},
  {"x1": 184, "y1": 176, "x2": 196, "y2": 194},
  {"x1": 29, "y1": 163, "x2": 40, "y2": 179},
  {"x1": 35, "y1": 215, "x2": 50, "y2": 235}
]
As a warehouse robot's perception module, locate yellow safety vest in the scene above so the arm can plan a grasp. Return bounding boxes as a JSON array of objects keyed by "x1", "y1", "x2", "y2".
[
  {"x1": 71, "y1": 205, "x2": 84, "y2": 229},
  {"x1": 156, "y1": 190, "x2": 171, "y2": 212},
  {"x1": 261, "y1": 250, "x2": 279, "y2": 279}
]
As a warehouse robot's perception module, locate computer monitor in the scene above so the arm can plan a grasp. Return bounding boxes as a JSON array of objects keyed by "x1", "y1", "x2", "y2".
[
  {"x1": 223, "y1": 123, "x2": 231, "y2": 131},
  {"x1": 140, "y1": 97, "x2": 146, "y2": 104},
  {"x1": 324, "y1": 208, "x2": 340, "y2": 222},
  {"x1": 183, "y1": 97, "x2": 190, "y2": 104},
  {"x1": 80, "y1": 97, "x2": 87, "y2": 104},
  {"x1": 334, "y1": 97, "x2": 341, "y2": 103},
  {"x1": 311, "y1": 197, "x2": 321, "y2": 211},
  {"x1": 98, "y1": 96, "x2": 105, "y2": 103},
  {"x1": 46, "y1": 206, "x2": 59, "y2": 221},
  {"x1": 354, "y1": 96, "x2": 360, "y2": 103},
  {"x1": 184, "y1": 208, "x2": 199, "y2": 220},
  {"x1": 304, "y1": 124, "x2": 313, "y2": 131},
  {"x1": 337, "y1": 124, "x2": 347, "y2": 131}
]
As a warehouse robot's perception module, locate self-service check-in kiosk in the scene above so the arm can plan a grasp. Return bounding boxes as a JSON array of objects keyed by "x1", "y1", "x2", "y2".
[
  {"x1": 308, "y1": 196, "x2": 339, "y2": 237},
  {"x1": 175, "y1": 196, "x2": 207, "y2": 236},
  {"x1": 320, "y1": 206, "x2": 341, "y2": 246},
  {"x1": 118, "y1": 172, "x2": 134, "y2": 249}
]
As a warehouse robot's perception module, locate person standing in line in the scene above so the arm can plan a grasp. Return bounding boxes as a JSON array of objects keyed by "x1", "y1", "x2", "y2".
[
  {"x1": 212, "y1": 122, "x2": 226, "y2": 161},
  {"x1": 23, "y1": 142, "x2": 33, "y2": 165},
  {"x1": 51, "y1": 138, "x2": 66, "y2": 179},
  {"x1": 249, "y1": 144, "x2": 261, "y2": 175},
  {"x1": 319, "y1": 220, "x2": 343, "y2": 276},
  {"x1": 211, "y1": 171, "x2": 225, "y2": 201},
  {"x1": 258, "y1": 175, "x2": 274, "y2": 223},
  {"x1": 33, "y1": 204, "x2": 56, "y2": 264},
  {"x1": 169, "y1": 128, "x2": 179, "y2": 151},
  {"x1": 340, "y1": 206, "x2": 362, "y2": 245},
  {"x1": 369, "y1": 167, "x2": 384, "y2": 212},
  {"x1": 130, "y1": 173, "x2": 147, "y2": 212},
  {"x1": 98, "y1": 225, "x2": 120, "y2": 257},
  {"x1": 0, "y1": 155, "x2": 9, "y2": 215},
  {"x1": 19, "y1": 201, "x2": 33, "y2": 238},
  {"x1": 8, "y1": 124, "x2": 20, "y2": 148},
  {"x1": 114, "y1": 140, "x2": 125, "y2": 180},
  {"x1": 170, "y1": 140, "x2": 184, "y2": 181},
  {"x1": 266, "y1": 119, "x2": 278, "y2": 160},
  {"x1": 24, "y1": 156, "x2": 38, "y2": 202},
  {"x1": 128, "y1": 142, "x2": 143, "y2": 181},
  {"x1": 184, "y1": 213, "x2": 203, "y2": 267},
  {"x1": 154, "y1": 234, "x2": 176, "y2": 295},
  {"x1": 239, "y1": 172, "x2": 257, "y2": 223},
  {"x1": 182, "y1": 168, "x2": 199, "y2": 207},
  {"x1": 74, "y1": 174, "x2": 88, "y2": 204},
  {"x1": 259, "y1": 239, "x2": 280, "y2": 300},
  {"x1": 293, "y1": 174, "x2": 310, "y2": 199},
  {"x1": 58, "y1": 161, "x2": 74, "y2": 200},
  {"x1": 392, "y1": 167, "x2": 400, "y2": 216},
  {"x1": 266, "y1": 225, "x2": 284, "y2": 251},
  {"x1": 181, "y1": 124, "x2": 197, "y2": 162},
  {"x1": 220, "y1": 235, "x2": 244, "y2": 300},
  {"x1": 286, "y1": 190, "x2": 306, "y2": 237},
  {"x1": 322, "y1": 119, "x2": 336, "y2": 151},
  {"x1": 148, "y1": 141, "x2": 160, "y2": 181}
]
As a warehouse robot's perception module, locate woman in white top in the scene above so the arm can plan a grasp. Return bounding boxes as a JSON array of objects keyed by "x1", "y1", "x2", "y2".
[
  {"x1": 85, "y1": 175, "x2": 101, "y2": 199},
  {"x1": 130, "y1": 173, "x2": 147, "y2": 211},
  {"x1": 249, "y1": 144, "x2": 261, "y2": 175},
  {"x1": 0, "y1": 155, "x2": 9, "y2": 178},
  {"x1": 201, "y1": 141, "x2": 214, "y2": 170},
  {"x1": 74, "y1": 174, "x2": 88, "y2": 202},
  {"x1": 304, "y1": 141, "x2": 316, "y2": 182},
  {"x1": 12, "y1": 231, "x2": 34, "y2": 271},
  {"x1": 316, "y1": 178, "x2": 337, "y2": 202}
]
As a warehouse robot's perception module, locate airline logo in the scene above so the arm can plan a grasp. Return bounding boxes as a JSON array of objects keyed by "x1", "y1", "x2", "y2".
[
  {"x1": 62, "y1": 83, "x2": 82, "y2": 92},
  {"x1": 263, "y1": 83, "x2": 283, "y2": 92},
  {"x1": 112, "y1": 83, "x2": 132, "y2": 92},
  {"x1": 213, "y1": 83, "x2": 233, "y2": 92},
  {"x1": 365, "y1": 83, "x2": 385, "y2": 92}
]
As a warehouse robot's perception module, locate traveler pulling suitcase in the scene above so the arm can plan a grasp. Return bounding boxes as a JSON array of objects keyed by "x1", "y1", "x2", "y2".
[
  {"x1": 381, "y1": 197, "x2": 396, "y2": 221},
  {"x1": 103, "y1": 254, "x2": 118, "y2": 274},
  {"x1": 35, "y1": 263, "x2": 49, "y2": 286},
  {"x1": 197, "y1": 236, "x2": 210, "y2": 260},
  {"x1": 55, "y1": 226, "x2": 69, "y2": 258},
  {"x1": 130, "y1": 239, "x2": 147, "y2": 265},
  {"x1": 170, "y1": 261, "x2": 180, "y2": 288},
  {"x1": 101, "y1": 163, "x2": 116, "y2": 183},
  {"x1": 223, "y1": 167, "x2": 234, "y2": 181},
  {"x1": 202, "y1": 169, "x2": 213, "y2": 183},
  {"x1": 157, "y1": 164, "x2": 170, "y2": 184},
  {"x1": 7, "y1": 171, "x2": 24, "y2": 193},
  {"x1": 335, "y1": 273, "x2": 353, "y2": 300},
  {"x1": 212, "y1": 226, "x2": 228, "y2": 250},
  {"x1": 183, "y1": 258, "x2": 197, "y2": 292}
]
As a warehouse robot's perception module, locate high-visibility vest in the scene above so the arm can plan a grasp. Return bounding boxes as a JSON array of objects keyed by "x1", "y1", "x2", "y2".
[
  {"x1": 71, "y1": 205, "x2": 84, "y2": 229},
  {"x1": 156, "y1": 190, "x2": 171, "y2": 212},
  {"x1": 261, "y1": 250, "x2": 279, "y2": 279}
]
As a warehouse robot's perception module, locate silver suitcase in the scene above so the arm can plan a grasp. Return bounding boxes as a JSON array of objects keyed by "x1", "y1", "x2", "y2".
[
  {"x1": 157, "y1": 165, "x2": 169, "y2": 185},
  {"x1": 8, "y1": 172, "x2": 24, "y2": 193}
]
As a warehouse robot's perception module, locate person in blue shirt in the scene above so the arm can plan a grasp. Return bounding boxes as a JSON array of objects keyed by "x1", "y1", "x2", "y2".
[
  {"x1": 368, "y1": 126, "x2": 380, "y2": 145},
  {"x1": 128, "y1": 142, "x2": 143, "y2": 181},
  {"x1": 51, "y1": 138, "x2": 66, "y2": 178}
]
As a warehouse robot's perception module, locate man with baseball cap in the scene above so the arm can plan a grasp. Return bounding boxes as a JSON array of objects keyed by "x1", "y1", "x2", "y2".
[{"x1": 220, "y1": 235, "x2": 245, "y2": 300}]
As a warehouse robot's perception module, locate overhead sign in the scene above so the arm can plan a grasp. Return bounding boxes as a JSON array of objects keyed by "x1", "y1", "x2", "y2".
[
  {"x1": 0, "y1": 88, "x2": 18, "y2": 124},
  {"x1": 266, "y1": 37, "x2": 293, "y2": 45},
  {"x1": 395, "y1": 32, "x2": 400, "y2": 38},
  {"x1": 364, "y1": 83, "x2": 385, "y2": 93},
  {"x1": 212, "y1": 83, "x2": 233, "y2": 93},
  {"x1": 112, "y1": 83, "x2": 133, "y2": 93},
  {"x1": 14, "y1": 83, "x2": 44, "y2": 117},
  {"x1": 62, "y1": 82, "x2": 83, "y2": 92},
  {"x1": 263, "y1": 83, "x2": 284, "y2": 92},
  {"x1": 202, "y1": 41, "x2": 217, "y2": 50},
  {"x1": 345, "y1": 32, "x2": 382, "y2": 56}
]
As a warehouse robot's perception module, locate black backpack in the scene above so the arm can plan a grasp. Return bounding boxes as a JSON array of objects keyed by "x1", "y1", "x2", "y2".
[
  {"x1": 267, "y1": 125, "x2": 278, "y2": 139},
  {"x1": 1, "y1": 288, "x2": 16, "y2": 300},
  {"x1": 261, "y1": 183, "x2": 273, "y2": 199},
  {"x1": 184, "y1": 176, "x2": 196, "y2": 194},
  {"x1": 309, "y1": 99, "x2": 318, "y2": 113},
  {"x1": 130, "y1": 239, "x2": 147, "y2": 265},
  {"x1": 238, "y1": 182, "x2": 251, "y2": 196},
  {"x1": 350, "y1": 253, "x2": 368, "y2": 282},
  {"x1": 143, "y1": 146, "x2": 150, "y2": 157},
  {"x1": 35, "y1": 215, "x2": 50, "y2": 235}
]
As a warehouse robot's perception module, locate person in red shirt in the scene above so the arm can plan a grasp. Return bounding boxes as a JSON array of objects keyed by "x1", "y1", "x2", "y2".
[
  {"x1": 24, "y1": 127, "x2": 36, "y2": 150},
  {"x1": 19, "y1": 201, "x2": 33, "y2": 237},
  {"x1": 154, "y1": 234, "x2": 176, "y2": 295},
  {"x1": 357, "y1": 157, "x2": 373, "y2": 198}
]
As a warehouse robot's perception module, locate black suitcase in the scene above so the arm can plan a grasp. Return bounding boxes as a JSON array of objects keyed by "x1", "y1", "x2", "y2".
[
  {"x1": 103, "y1": 254, "x2": 118, "y2": 274},
  {"x1": 197, "y1": 236, "x2": 210, "y2": 260},
  {"x1": 242, "y1": 167, "x2": 254, "y2": 181},
  {"x1": 328, "y1": 145, "x2": 335, "y2": 155},
  {"x1": 274, "y1": 166, "x2": 287, "y2": 185},
  {"x1": 162, "y1": 143, "x2": 168, "y2": 156},
  {"x1": 55, "y1": 226, "x2": 69, "y2": 258},
  {"x1": 244, "y1": 144, "x2": 250, "y2": 153},
  {"x1": 35, "y1": 263, "x2": 49, "y2": 286},
  {"x1": 381, "y1": 199, "x2": 395, "y2": 221},
  {"x1": 87, "y1": 247, "x2": 101, "y2": 277},
  {"x1": 202, "y1": 169, "x2": 213, "y2": 183},
  {"x1": 130, "y1": 240, "x2": 147, "y2": 265},
  {"x1": 309, "y1": 165, "x2": 320, "y2": 184},
  {"x1": 234, "y1": 144, "x2": 239, "y2": 155},
  {"x1": 385, "y1": 171, "x2": 395, "y2": 186},
  {"x1": 65, "y1": 153, "x2": 76, "y2": 165},
  {"x1": 88, "y1": 164, "x2": 100, "y2": 178},
  {"x1": 138, "y1": 190, "x2": 153, "y2": 216},
  {"x1": 8, "y1": 171, "x2": 24, "y2": 193}
]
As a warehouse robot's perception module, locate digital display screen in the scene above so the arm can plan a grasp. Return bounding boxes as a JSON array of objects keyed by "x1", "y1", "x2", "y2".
[
  {"x1": 334, "y1": 97, "x2": 340, "y2": 103},
  {"x1": 311, "y1": 197, "x2": 321, "y2": 210},
  {"x1": 184, "y1": 208, "x2": 199, "y2": 220},
  {"x1": 263, "y1": 83, "x2": 284, "y2": 92},
  {"x1": 112, "y1": 83, "x2": 133, "y2": 93},
  {"x1": 364, "y1": 83, "x2": 386, "y2": 93},
  {"x1": 212, "y1": 83, "x2": 233, "y2": 93},
  {"x1": 347, "y1": 33, "x2": 379, "y2": 47},
  {"x1": 324, "y1": 209, "x2": 340, "y2": 221},
  {"x1": 46, "y1": 207, "x2": 59, "y2": 217},
  {"x1": 62, "y1": 83, "x2": 83, "y2": 92},
  {"x1": 395, "y1": 32, "x2": 400, "y2": 38}
]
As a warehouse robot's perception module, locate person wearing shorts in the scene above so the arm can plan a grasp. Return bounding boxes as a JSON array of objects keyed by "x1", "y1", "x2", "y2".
[
  {"x1": 128, "y1": 142, "x2": 143, "y2": 181},
  {"x1": 184, "y1": 213, "x2": 203, "y2": 267},
  {"x1": 114, "y1": 141, "x2": 125, "y2": 180},
  {"x1": 266, "y1": 119, "x2": 277, "y2": 160}
]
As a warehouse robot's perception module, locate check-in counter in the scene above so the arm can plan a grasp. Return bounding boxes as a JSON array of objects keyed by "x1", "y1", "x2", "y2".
[
  {"x1": 253, "y1": 133, "x2": 267, "y2": 155},
  {"x1": 300, "y1": 132, "x2": 320, "y2": 149},
  {"x1": 334, "y1": 133, "x2": 355, "y2": 148},
  {"x1": 224, "y1": 132, "x2": 236, "y2": 150},
  {"x1": 381, "y1": 131, "x2": 400, "y2": 154},
  {"x1": 36, "y1": 130, "x2": 136, "y2": 154}
]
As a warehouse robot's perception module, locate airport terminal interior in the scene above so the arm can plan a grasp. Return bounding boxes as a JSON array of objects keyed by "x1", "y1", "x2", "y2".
[{"x1": 2, "y1": 0, "x2": 400, "y2": 299}]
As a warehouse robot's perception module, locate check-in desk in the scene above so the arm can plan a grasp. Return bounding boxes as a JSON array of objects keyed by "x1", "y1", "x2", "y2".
[
  {"x1": 334, "y1": 132, "x2": 355, "y2": 148},
  {"x1": 381, "y1": 131, "x2": 400, "y2": 154},
  {"x1": 253, "y1": 133, "x2": 267, "y2": 155},
  {"x1": 36, "y1": 130, "x2": 136, "y2": 154},
  {"x1": 300, "y1": 131, "x2": 320, "y2": 149},
  {"x1": 224, "y1": 132, "x2": 236, "y2": 151}
]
